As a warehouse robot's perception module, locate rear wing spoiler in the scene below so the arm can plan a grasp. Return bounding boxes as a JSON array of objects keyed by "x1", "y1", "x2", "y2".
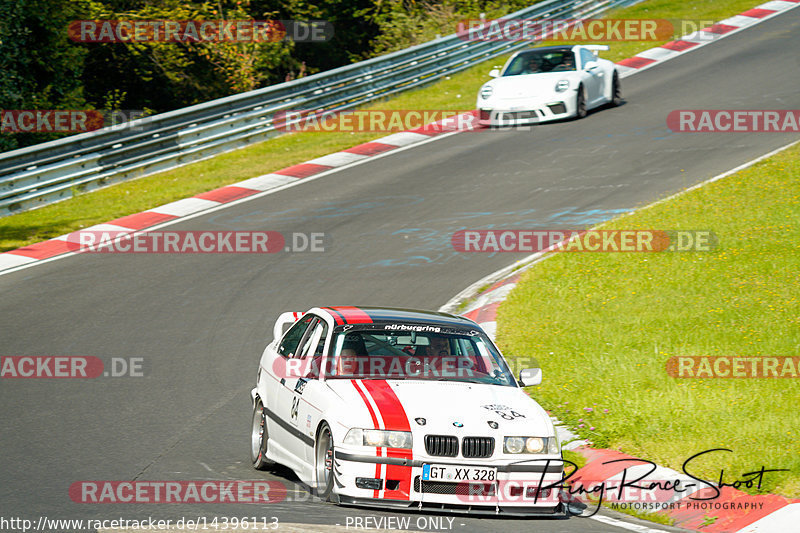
[
  {"x1": 585, "y1": 45, "x2": 609, "y2": 55},
  {"x1": 272, "y1": 311, "x2": 305, "y2": 343}
]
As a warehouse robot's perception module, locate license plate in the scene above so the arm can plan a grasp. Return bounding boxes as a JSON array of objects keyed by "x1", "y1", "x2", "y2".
[{"x1": 422, "y1": 464, "x2": 497, "y2": 482}]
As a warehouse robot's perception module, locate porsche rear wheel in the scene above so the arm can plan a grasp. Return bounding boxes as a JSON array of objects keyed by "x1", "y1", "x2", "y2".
[
  {"x1": 251, "y1": 399, "x2": 273, "y2": 470},
  {"x1": 611, "y1": 72, "x2": 622, "y2": 106},
  {"x1": 575, "y1": 85, "x2": 587, "y2": 119},
  {"x1": 314, "y1": 423, "x2": 335, "y2": 501}
]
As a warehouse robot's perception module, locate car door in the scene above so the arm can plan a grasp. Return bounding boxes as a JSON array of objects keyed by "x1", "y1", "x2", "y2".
[
  {"x1": 276, "y1": 316, "x2": 328, "y2": 464},
  {"x1": 293, "y1": 320, "x2": 330, "y2": 464},
  {"x1": 579, "y1": 48, "x2": 605, "y2": 106},
  {"x1": 267, "y1": 314, "x2": 315, "y2": 455}
]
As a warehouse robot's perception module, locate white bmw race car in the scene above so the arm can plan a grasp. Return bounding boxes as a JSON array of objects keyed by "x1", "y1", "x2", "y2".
[
  {"x1": 250, "y1": 306, "x2": 564, "y2": 514},
  {"x1": 476, "y1": 45, "x2": 622, "y2": 125}
]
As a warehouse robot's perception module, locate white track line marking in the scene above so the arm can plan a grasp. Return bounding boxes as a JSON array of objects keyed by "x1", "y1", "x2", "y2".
[{"x1": 736, "y1": 503, "x2": 800, "y2": 532}]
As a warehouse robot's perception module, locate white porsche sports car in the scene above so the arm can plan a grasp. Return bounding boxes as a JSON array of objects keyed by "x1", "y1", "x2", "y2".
[
  {"x1": 250, "y1": 306, "x2": 564, "y2": 514},
  {"x1": 476, "y1": 45, "x2": 622, "y2": 125}
]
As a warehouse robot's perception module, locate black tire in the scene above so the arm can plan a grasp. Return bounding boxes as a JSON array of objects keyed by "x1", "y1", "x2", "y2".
[
  {"x1": 250, "y1": 399, "x2": 273, "y2": 470},
  {"x1": 313, "y1": 422, "x2": 335, "y2": 501},
  {"x1": 611, "y1": 72, "x2": 622, "y2": 107},
  {"x1": 575, "y1": 85, "x2": 587, "y2": 119}
]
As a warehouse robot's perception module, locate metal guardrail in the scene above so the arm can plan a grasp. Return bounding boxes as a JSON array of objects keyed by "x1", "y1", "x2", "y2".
[{"x1": 0, "y1": 0, "x2": 639, "y2": 217}]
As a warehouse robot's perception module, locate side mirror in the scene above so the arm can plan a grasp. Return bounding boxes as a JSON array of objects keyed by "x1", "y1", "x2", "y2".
[
  {"x1": 584, "y1": 60, "x2": 598, "y2": 71},
  {"x1": 519, "y1": 368, "x2": 542, "y2": 387},
  {"x1": 489, "y1": 68, "x2": 501, "y2": 78}
]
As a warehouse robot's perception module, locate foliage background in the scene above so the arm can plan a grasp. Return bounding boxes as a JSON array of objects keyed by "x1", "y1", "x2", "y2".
[{"x1": 0, "y1": 0, "x2": 535, "y2": 152}]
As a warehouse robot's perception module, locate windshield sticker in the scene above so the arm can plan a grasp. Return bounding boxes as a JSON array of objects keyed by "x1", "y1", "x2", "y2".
[{"x1": 385, "y1": 324, "x2": 441, "y2": 333}]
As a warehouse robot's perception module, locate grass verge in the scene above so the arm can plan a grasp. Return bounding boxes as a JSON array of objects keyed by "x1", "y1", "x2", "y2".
[
  {"x1": 1, "y1": 0, "x2": 763, "y2": 251},
  {"x1": 498, "y1": 142, "x2": 800, "y2": 497}
]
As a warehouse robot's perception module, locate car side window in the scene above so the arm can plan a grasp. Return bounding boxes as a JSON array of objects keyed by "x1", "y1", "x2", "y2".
[
  {"x1": 302, "y1": 321, "x2": 329, "y2": 378},
  {"x1": 312, "y1": 322, "x2": 329, "y2": 358},
  {"x1": 278, "y1": 315, "x2": 314, "y2": 358},
  {"x1": 580, "y1": 48, "x2": 595, "y2": 68},
  {"x1": 298, "y1": 320, "x2": 327, "y2": 360},
  {"x1": 456, "y1": 338, "x2": 474, "y2": 357}
]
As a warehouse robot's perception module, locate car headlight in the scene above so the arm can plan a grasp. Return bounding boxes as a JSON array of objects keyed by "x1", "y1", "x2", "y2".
[
  {"x1": 526, "y1": 437, "x2": 544, "y2": 453},
  {"x1": 480, "y1": 86, "x2": 493, "y2": 99},
  {"x1": 343, "y1": 428, "x2": 413, "y2": 449},
  {"x1": 555, "y1": 80, "x2": 570, "y2": 92},
  {"x1": 504, "y1": 436, "x2": 559, "y2": 454},
  {"x1": 548, "y1": 434, "x2": 560, "y2": 454},
  {"x1": 505, "y1": 436, "x2": 525, "y2": 454}
]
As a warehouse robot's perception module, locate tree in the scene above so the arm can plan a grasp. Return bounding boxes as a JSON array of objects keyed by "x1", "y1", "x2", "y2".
[{"x1": 0, "y1": 0, "x2": 94, "y2": 151}]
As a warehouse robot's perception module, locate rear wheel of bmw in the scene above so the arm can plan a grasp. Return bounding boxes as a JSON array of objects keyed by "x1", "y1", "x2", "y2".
[
  {"x1": 314, "y1": 422, "x2": 335, "y2": 501},
  {"x1": 611, "y1": 72, "x2": 622, "y2": 106},
  {"x1": 251, "y1": 399, "x2": 273, "y2": 470},
  {"x1": 575, "y1": 85, "x2": 587, "y2": 119}
]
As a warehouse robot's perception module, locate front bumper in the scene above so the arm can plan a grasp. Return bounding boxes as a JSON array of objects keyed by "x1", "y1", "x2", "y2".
[
  {"x1": 333, "y1": 450, "x2": 563, "y2": 512},
  {"x1": 478, "y1": 94, "x2": 576, "y2": 126}
]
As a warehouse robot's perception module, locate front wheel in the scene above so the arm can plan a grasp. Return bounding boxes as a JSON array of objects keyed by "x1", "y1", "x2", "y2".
[
  {"x1": 251, "y1": 399, "x2": 273, "y2": 470},
  {"x1": 314, "y1": 423, "x2": 335, "y2": 501},
  {"x1": 611, "y1": 72, "x2": 622, "y2": 106},
  {"x1": 575, "y1": 85, "x2": 587, "y2": 119}
]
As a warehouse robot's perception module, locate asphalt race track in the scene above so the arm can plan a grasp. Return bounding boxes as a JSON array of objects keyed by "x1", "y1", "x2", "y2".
[{"x1": 1, "y1": 10, "x2": 799, "y2": 533}]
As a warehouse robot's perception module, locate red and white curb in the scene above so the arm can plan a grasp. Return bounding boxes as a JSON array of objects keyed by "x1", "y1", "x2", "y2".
[
  {"x1": 573, "y1": 449, "x2": 799, "y2": 532},
  {"x1": 1, "y1": 0, "x2": 796, "y2": 275},
  {"x1": 615, "y1": 0, "x2": 800, "y2": 78},
  {"x1": 0, "y1": 125, "x2": 463, "y2": 274}
]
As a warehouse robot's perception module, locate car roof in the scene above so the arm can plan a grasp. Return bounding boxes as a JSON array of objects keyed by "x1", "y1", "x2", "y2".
[{"x1": 315, "y1": 306, "x2": 478, "y2": 328}]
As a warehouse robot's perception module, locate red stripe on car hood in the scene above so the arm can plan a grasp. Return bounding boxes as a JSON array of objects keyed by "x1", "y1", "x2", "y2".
[{"x1": 361, "y1": 380, "x2": 410, "y2": 431}]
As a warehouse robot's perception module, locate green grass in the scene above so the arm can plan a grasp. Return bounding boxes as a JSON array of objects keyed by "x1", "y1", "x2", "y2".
[
  {"x1": 0, "y1": 0, "x2": 763, "y2": 251},
  {"x1": 498, "y1": 143, "x2": 800, "y2": 497},
  {"x1": 562, "y1": 449, "x2": 587, "y2": 470}
]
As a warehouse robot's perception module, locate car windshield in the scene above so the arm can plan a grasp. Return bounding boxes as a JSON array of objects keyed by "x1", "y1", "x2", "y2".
[
  {"x1": 325, "y1": 325, "x2": 517, "y2": 387},
  {"x1": 503, "y1": 51, "x2": 576, "y2": 76}
]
